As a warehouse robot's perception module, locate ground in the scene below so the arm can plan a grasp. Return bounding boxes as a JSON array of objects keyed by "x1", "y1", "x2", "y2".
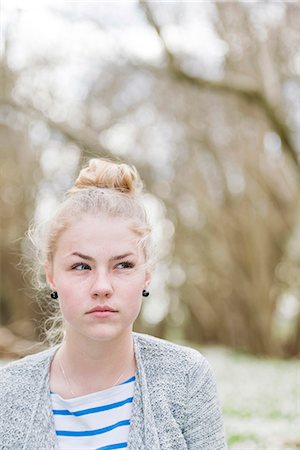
[{"x1": 201, "y1": 346, "x2": 300, "y2": 450}]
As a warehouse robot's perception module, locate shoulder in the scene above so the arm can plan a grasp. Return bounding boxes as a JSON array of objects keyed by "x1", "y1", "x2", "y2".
[
  {"x1": 0, "y1": 346, "x2": 57, "y2": 389},
  {"x1": 133, "y1": 333, "x2": 222, "y2": 433},
  {"x1": 134, "y1": 332, "x2": 209, "y2": 375},
  {"x1": 0, "y1": 347, "x2": 58, "y2": 448},
  {"x1": 0, "y1": 345, "x2": 57, "y2": 373}
]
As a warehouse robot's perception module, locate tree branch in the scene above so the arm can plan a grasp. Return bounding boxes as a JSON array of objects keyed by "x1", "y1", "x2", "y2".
[
  {"x1": 5, "y1": 98, "x2": 114, "y2": 160},
  {"x1": 139, "y1": 0, "x2": 299, "y2": 168}
]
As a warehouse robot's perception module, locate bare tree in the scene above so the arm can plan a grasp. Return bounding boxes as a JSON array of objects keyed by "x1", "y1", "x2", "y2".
[{"x1": 1, "y1": 1, "x2": 299, "y2": 356}]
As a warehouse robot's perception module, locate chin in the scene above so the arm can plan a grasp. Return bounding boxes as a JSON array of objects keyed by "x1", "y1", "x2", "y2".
[{"x1": 85, "y1": 328, "x2": 130, "y2": 342}]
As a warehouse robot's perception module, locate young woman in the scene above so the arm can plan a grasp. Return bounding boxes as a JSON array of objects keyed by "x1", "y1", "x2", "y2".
[{"x1": 0, "y1": 158, "x2": 227, "y2": 449}]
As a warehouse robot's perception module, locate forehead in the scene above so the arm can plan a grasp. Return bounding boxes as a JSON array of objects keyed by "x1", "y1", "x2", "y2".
[{"x1": 56, "y1": 215, "x2": 140, "y2": 254}]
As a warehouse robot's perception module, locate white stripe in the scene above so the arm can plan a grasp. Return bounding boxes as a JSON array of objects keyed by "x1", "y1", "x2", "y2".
[{"x1": 51, "y1": 378, "x2": 134, "y2": 450}]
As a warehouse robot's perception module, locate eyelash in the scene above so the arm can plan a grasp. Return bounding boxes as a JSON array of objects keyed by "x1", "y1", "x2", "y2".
[
  {"x1": 71, "y1": 263, "x2": 91, "y2": 271},
  {"x1": 116, "y1": 261, "x2": 135, "y2": 269},
  {"x1": 71, "y1": 261, "x2": 135, "y2": 271}
]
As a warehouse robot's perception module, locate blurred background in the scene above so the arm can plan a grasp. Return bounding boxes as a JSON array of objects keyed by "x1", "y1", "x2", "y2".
[{"x1": 0, "y1": 1, "x2": 299, "y2": 448}]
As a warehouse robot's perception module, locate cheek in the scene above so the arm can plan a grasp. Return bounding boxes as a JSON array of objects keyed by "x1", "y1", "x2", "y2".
[
  {"x1": 125, "y1": 296, "x2": 142, "y2": 323},
  {"x1": 123, "y1": 272, "x2": 145, "y2": 293},
  {"x1": 120, "y1": 280, "x2": 143, "y2": 309},
  {"x1": 126, "y1": 284, "x2": 143, "y2": 319},
  {"x1": 56, "y1": 284, "x2": 82, "y2": 314}
]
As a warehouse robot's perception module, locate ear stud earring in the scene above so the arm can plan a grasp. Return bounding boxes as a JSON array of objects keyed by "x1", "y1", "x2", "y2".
[
  {"x1": 142, "y1": 289, "x2": 149, "y2": 297},
  {"x1": 50, "y1": 291, "x2": 58, "y2": 300}
]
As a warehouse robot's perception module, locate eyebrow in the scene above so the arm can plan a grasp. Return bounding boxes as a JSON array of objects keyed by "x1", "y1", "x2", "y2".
[
  {"x1": 110, "y1": 252, "x2": 135, "y2": 261},
  {"x1": 68, "y1": 252, "x2": 135, "y2": 261}
]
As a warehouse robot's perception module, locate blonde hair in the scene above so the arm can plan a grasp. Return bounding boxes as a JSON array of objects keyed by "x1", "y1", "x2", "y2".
[{"x1": 28, "y1": 158, "x2": 152, "y2": 345}]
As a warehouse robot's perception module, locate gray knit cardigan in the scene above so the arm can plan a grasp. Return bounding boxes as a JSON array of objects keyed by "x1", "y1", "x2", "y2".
[{"x1": 0, "y1": 333, "x2": 227, "y2": 450}]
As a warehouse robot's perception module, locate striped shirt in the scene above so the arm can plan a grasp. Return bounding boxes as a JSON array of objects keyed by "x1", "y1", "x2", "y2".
[{"x1": 50, "y1": 376, "x2": 135, "y2": 450}]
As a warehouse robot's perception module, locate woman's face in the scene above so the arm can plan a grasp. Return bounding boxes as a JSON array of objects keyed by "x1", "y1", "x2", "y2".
[{"x1": 46, "y1": 214, "x2": 151, "y2": 344}]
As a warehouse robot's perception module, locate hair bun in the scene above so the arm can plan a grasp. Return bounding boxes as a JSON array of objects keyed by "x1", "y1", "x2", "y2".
[{"x1": 73, "y1": 159, "x2": 143, "y2": 194}]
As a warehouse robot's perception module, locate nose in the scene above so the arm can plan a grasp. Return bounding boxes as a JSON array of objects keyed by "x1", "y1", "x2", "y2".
[{"x1": 90, "y1": 270, "x2": 113, "y2": 299}]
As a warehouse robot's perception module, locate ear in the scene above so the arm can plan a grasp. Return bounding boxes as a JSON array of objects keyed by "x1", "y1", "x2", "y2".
[
  {"x1": 45, "y1": 262, "x2": 56, "y2": 290},
  {"x1": 145, "y1": 271, "x2": 152, "y2": 288}
]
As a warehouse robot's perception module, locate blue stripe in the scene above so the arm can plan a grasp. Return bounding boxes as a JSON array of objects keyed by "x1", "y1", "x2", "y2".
[
  {"x1": 120, "y1": 376, "x2": 135, "y2": 385},
  {"x1": 53, "y1": 396, "x2": 133, "y2": 416},
  {"x1": 96, "y1": 443, "x2": 127, "y2": 450},
  {"x1": 56, "y1": 419, "x2": 130, "y2": 437}
]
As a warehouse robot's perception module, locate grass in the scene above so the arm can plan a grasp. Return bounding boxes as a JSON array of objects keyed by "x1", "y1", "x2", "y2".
[{"x1": 200, "y1": 346, "x2": 300, "y2": 450}]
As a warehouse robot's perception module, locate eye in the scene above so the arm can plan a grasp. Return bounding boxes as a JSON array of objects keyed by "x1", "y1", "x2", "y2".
[
  {"x1": 72, "y1": 263, "x2": 91, "y2": 271},
  {"x1": 115, "y1": 261, "x2": 135, "y2": 269}
]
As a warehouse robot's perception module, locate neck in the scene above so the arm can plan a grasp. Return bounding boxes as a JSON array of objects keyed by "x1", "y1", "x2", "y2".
[
  {"x1": 54, "y1": 330, "x2": 135, "y2": 397},
  {"x1": 62, "y1": 329, "x2": 134, "y2": 362}
]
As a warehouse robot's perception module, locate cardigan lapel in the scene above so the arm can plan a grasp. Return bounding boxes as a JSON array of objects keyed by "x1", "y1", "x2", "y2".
[
  {"x1": 127, "y1": 335, "x2": 161, "y2": 450},
  {"x1": 22, "y1": 347, "x2": 59, "y2": 450}
]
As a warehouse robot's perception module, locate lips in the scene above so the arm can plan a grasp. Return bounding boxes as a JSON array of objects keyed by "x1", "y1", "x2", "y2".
[{"x1": 87, "y1": 305, "x2": 117, "y2": 314}]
